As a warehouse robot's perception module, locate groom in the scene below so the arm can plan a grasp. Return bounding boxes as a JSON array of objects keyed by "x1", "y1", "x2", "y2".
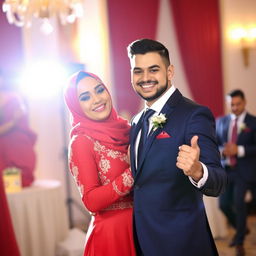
[{"x1": 127, "y1": 39, "x2": 227, "y2": 256}]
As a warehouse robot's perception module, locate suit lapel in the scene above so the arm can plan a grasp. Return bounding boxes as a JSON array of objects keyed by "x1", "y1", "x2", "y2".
[
  {"x1": 136, "y1": 89, "x2": 183, "y2": 172},
  {"x1": 223, "y1": 116, "x2": 230, "y2": 142}
]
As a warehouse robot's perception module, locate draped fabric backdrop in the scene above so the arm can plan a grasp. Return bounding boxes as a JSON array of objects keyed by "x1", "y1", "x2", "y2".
[
  {"x1": 108, "y1": 0, "x2": 223, "y2": 117},
  {"x1": 170, "y1": 0, "x2": 224, "y2": 117},
  {"x1": 0, "y1": 8, "x2": 24, "y2": 73},
  {"x1": 107, "y1": 0, "x2": 160, "y2": 116}
]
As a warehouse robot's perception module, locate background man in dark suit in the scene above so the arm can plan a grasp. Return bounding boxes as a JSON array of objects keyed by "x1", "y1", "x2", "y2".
[
  {"x1": 216, "y1": 89, "x2": 256, "y2": 256},
  {"x1": 127, "y1": 39, "x2": 227, "y2": 256}
]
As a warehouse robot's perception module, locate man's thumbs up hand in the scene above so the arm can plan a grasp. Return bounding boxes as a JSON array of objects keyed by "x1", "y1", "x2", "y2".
[
  {"x1": 191, "y1": 135, "x2": 199, "y2": 150},
  {"x1": 176, "y1": 135, "x2": 203, "y2": 182}
]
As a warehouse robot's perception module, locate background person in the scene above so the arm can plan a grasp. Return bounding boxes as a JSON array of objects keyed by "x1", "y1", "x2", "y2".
[
  {"x1": 0, "y1": 71, "x2": 36, "y2": 187},
  {"x1": 216, "y1": 89, "x2": 256, "y2": 256}
]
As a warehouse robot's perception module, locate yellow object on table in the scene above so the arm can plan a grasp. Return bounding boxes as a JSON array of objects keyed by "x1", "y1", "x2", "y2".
[{"x1": 3, "y1": 167, "x2": 22, "y2": 193}]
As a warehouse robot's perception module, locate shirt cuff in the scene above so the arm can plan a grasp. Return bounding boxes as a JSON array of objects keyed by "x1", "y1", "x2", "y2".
[
  {"x1": 237, "y1": 145, "x2": 245, "y2": 157},
  {"x1": 189, "y1": 162, "x2": 208, "y2": 188}
]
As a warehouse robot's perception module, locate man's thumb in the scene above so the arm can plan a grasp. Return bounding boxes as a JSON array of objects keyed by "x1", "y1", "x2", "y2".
[{"x1": 191, "y1": 135, "x2": 199, "y2": 149}]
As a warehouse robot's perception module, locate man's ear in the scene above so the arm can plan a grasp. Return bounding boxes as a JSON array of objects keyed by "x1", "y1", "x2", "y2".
[{"x1": 167, "y1": 65, "x2": 174, "y2": 81}]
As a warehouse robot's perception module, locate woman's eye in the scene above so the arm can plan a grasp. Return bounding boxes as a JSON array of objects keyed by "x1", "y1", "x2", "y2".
[
  {"x1": 96, "y1": 86, "x2": 105, "y2": 94},
  {"x1": 80, "y1": 95, "x2": 90, "y2": 101}
]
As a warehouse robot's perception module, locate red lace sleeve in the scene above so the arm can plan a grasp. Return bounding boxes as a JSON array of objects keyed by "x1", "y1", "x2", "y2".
[{"x1": 69, "y1": 135, "x2": 133, "y2": 212}]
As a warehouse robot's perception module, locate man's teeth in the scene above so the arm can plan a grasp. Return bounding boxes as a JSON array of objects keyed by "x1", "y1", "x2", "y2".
[{"x1": 142, "y1": 84, "x2": 154, "y2": 88}]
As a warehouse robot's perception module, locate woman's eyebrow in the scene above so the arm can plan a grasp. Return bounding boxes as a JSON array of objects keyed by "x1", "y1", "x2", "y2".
[{"x1": 94, "y1": 83, "x2": 104, "y2": 90}]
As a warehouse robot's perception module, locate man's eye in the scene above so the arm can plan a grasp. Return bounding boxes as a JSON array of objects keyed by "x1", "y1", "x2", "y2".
[
  {"x1": 133, "y1": 70, "x2": 142, "y2": 74},
  {"x1": 96, "y1": 86, "x2": 105, "y2": 94},
  {"x1": 150, "y1": 69, "x2": 158, "y2": 73},
  {"x1": 80, "y1": 95, "x2": 90, "y2": 101}
]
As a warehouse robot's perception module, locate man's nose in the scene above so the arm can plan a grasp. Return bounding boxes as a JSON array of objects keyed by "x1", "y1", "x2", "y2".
[{"x1": 142, "y1": 71, "x2": 150, "y2": 81}]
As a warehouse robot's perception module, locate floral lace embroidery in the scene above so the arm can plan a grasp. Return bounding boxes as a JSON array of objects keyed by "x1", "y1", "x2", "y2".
[
  {"x1": 112, "y1": 180, "x2": 128, "y2": 196},
  {"x1": 85, "y1": 135, "x2": 128, "y2": 185},
  {"x1": 103, "y1": 201, "x2": 133, "y2": 211},
  {"x1": 99, "y1": 157, "x2": 110, "y2": 174},
  {"x1": 71, "y1": 166, "x2": 79, "y2": 181},
  {"x1": 122, "y1": 171, "x2": 133, "y2": 187},
  {"x1": 70, "y1": 161, "x2": 85, "y2": 197},
  {"x1": 112, "y1": 170, "x2": 133, "y2": 196}
]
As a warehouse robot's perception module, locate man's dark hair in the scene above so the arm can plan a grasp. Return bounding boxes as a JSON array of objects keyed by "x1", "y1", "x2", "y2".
[
  {"x1": 228, "y1": 89, "x2": 245, "y2": 100},
  {"x1": 127, "y1": 39, "x2": 170, "y2": 66}
]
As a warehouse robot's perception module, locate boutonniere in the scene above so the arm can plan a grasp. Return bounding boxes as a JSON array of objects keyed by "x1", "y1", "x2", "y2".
[
  {"x1": 239, "y1": 122, "x2": 251, "y2": 133},
  {"x1": 151, "y1": 113, "x2": 167, "y2": 131}
]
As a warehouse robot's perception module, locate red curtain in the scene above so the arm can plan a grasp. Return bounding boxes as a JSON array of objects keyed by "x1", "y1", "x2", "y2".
[
  {"x1": 170, "y1": 0, "x2": 224, "y2": 117},
  {"x1": 107, "y1": 0, "x2": 160, "y2": 116}
]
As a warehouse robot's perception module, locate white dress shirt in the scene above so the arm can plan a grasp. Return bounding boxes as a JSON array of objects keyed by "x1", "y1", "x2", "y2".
[
  {"x1": 132, "y1": 85, "x2": 208, "y2": 188},
  {"x1": 223, "y1": 111, "x2": 246, "y2": 165}
]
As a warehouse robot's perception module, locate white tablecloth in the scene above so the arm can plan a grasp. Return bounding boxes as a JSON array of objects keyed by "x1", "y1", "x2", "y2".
[
  {"x1": 7, "y1": 180, "x2": 69, "y2": 256},
  {"x1": 203, "y1": 196, "x2": 228, "y2": 239}
]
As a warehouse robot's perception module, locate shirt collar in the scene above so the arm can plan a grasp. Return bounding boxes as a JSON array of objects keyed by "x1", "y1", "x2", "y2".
[{"x1": 230, "y1": 111, "x2": 246, "y2": 123}]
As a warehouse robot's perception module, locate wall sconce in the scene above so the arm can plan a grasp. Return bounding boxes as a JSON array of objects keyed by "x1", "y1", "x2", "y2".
[{"x1": 230, "y1": 27, "x2": 256, "y2": 67}]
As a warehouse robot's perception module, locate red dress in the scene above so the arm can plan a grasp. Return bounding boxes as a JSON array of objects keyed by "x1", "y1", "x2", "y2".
[
  {"x1": 69, "y1": 134, "x2": 136, "y2": 256},
  {"x1": 0, "y1": 176, "x2": 20, "y2": 256}
]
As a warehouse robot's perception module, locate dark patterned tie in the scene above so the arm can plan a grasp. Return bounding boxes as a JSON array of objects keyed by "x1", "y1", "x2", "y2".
[
  {"x1": 230, "y1": 118, "x2": 238, "y2": 166},
  {"x1": 137, "y1": 109, "x2": 155, "y2": 166}
]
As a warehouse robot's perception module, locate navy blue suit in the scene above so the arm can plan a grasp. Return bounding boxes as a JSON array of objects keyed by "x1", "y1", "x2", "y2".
[
  {"x1": 216, "y1": 112, "x2": 256, "y2": 245},
  {"x1": 130, "y1": 89, "x2": 227, "y2": 256}
]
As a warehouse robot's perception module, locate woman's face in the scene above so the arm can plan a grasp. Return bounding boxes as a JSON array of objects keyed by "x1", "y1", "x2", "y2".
[{"x1": 77, "y1": 76, "x2": 112, "y2": 121}]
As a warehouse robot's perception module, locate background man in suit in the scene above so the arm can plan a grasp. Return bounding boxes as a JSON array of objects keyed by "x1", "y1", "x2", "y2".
[
  {"x1": 216, "y1": 89, "x2": 256, "y2": 256},
  {"x1": 127, "y1": 38, "x2": 227, "y2": 256}
]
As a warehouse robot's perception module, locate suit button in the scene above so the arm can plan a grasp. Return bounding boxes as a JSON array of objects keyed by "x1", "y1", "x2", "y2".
[{"x1": 134, "y1": 185, "x2": 140, "y2": 190}]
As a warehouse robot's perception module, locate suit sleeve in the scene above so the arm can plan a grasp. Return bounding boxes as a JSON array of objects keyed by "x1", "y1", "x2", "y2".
[
  {"x1": 69, "y1": 135, "x2": 133, "y2": 212},
  {"x1": 215, "y1": 117, "x2": 225, "y2": 157},
  {"x1": 185, "y1": 106, "x2": 227, "y2": 196}
]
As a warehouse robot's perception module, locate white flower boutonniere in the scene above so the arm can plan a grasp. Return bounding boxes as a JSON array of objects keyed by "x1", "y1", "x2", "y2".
[
  {"x1": 239, "y1": 122, "x2": 246, "y2": 133},
  {"x1": 239, "y1": 122, "x2": 251, "y2": 133},
  {"x1": 151, "y1": 113, "x2": 167, "y2": 131}
]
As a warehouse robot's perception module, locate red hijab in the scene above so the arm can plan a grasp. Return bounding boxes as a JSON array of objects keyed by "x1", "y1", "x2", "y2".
[{"x1": 64, "y1": 71, "x2": 130, "y2": 153}]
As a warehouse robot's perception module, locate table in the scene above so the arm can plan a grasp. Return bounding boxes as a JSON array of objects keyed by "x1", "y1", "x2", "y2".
[
  {"x1": 203, "y1": 196, "x2": 228, "y2": 239},
  {"x1": 7, "y1": 180, "x2": 69, "y2": 256}
]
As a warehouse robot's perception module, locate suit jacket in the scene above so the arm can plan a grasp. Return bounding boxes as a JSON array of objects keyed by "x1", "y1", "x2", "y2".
[
  {"x1": 130, "y1": 89, "x2": 227, "y2": 256},
  {"x1": 216, "y1": 112, "x2": 256, "y2": 183}
]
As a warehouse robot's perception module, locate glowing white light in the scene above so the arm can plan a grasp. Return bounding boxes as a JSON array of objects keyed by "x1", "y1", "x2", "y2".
[
  {"x1": 230, "y1": 28, "x2": 247, "y2": 40},
  {"x1": 40, "y1": 19, "x2": 54, "y2": 34},
  {"x1": 248, "y1": 28, "x2": 256, "y2": 40},
  {"x1": 20, "y1": 61, "x2": 68, "y2": 99}
]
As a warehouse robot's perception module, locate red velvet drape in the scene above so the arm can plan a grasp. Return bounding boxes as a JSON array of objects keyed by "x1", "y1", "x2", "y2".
[
  {"x1": 170, "y1": 0, "x2": 224, "y2": 117},
  {"x1": 107, "y1": 0, "x2": 160, "y2": 116}
]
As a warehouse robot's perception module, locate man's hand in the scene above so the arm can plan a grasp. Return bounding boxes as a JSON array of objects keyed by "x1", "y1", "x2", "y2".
[
  {"x1": 223, "y1": 142, "x2": 238, "y2": 156},
  {"x1": 176, "y1": 135, "x2": 203, "y2": 182}
]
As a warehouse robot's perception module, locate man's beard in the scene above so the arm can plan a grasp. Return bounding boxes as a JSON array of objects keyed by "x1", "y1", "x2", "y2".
[{"x1": 137, "y1": 79, "x2": 169, "y2": 102}]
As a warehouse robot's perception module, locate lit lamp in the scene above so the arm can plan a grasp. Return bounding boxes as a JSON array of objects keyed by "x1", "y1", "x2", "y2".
[
  {"x1": 230, "y1": 27, "x2": 256, "y2": 67},
  {"x1": 2, "y1": 0, "x2": 84, "y2": 28}
]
